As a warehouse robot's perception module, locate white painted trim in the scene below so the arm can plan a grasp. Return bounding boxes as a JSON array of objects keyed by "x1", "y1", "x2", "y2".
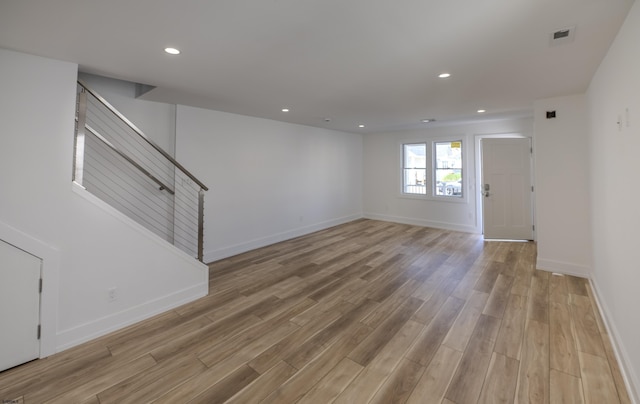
[
  {"x1": 536, "y1": 256, "x2": 590, "y2": 278},
  {"x1": 204, "y1": 214, "x2": 363, "y2": 263},
  {"x1": 56, "y1": 281, "x2": 208, "y2": 351},
  {"x1": 589, "y1": 279, "x2": 639, "y2": 404},
  {"x1": 363, "y1": 212, "x2": 477, "y2": 234},
  {"x1": 0, "y1": 220, "x2": 60, "y2": 358}
]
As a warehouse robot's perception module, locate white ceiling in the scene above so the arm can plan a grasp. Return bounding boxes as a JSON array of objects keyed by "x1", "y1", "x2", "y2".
[{"x1": 0, "y1": 0, "x2": 634, "y2": 133}]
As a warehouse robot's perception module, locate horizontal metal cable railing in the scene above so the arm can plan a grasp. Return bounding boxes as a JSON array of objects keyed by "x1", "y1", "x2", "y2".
[{"x1": 73, "y1": 80, "x2": 208, "y2": 261}]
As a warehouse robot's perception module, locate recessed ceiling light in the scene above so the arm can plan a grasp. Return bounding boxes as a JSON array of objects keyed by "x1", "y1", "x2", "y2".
[
  {"x1": 421, "y1": 118, "x2": 435, "y2": 123},
  {"x1": 477, "y1": 109, "x2": 486, "y2": 113},
  {"x1": 438, "y1": 73, "x2": 451, "y2": 78},
  {"x1": 281, "y1": 108, "x2": 290, "y2": 112},
  {"x1": 358, "y1": 124, "x2": 365, "y2": 128},
  {"x1": 164, "y1": 47, "x2": 180, "y2": 55}
]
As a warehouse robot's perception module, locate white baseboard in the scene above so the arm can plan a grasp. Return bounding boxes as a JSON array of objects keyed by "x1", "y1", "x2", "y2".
[
  {"x1": 536, "y1": 256, "x2": 590, "y2": 278},
  {"x1": 588, "y1": 279, "x2": 639, "y2": 404},
  {"x1": 56, "y1": 282, "x2": 208, "y2": 352},
  {"x1": 363, "y1": 212, "x2": 477, "y2": 234},
  {"x1": 204, "y1": 213, "x2": 364, "y2": 263}
]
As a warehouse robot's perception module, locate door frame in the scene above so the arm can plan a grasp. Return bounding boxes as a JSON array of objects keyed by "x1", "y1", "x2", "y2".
[
  {"x1": 0, "y1": 220, "x2": 60, "y2": 358},
  {"x1": 474, "y1": 133, "x2": 536, "y2": 240}
]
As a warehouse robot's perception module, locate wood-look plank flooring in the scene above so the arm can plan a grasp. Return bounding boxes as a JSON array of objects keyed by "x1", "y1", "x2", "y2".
[{"x1": 0, "y1": 219, "x2": 631, "y2": 403}]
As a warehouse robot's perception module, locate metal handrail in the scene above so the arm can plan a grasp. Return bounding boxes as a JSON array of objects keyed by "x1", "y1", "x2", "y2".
[
  {"x1": 77, "y1": 79, "x2": 208, "y2": 191},
  {"x1": 85, "y1": 124, "x2": 176, "y2": 195},
  {"x1": 74, "y1": 80, "x2": 208, "y2": 262}
]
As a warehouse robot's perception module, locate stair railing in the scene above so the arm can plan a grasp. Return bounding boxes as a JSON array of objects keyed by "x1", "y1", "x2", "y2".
[{"x1": 73, "y1": 79, "x2": 208, "y2": 262}]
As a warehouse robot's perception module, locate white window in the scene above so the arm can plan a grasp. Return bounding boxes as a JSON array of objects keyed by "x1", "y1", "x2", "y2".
[
  {"x1": 434, "y1": 140, "x2": 463, "y2": 197},
  {"x1": 401, "y1": 140, "x2": 464, "y2": 199},
  {"x1": 402, "y1": 143, "x2": 426, "y2": 194}
]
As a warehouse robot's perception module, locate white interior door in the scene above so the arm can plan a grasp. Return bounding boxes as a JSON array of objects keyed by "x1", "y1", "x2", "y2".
[
  {"x1": 481, "y1": 138, "x2": 534, "y2": 240},
  {"x1": 0, "y1": 239, "x2": 41, "y2": 372}
]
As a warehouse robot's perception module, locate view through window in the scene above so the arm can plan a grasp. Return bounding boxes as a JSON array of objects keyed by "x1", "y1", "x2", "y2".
[
  {"x1": 434, "y1": 141, "x2": 462, "y2": 197},
  {"x1": 402, "y1": 143, "x2": 426, "y2": 194}
]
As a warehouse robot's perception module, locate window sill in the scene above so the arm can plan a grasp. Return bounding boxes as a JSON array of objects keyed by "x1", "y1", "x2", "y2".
[{"x1": 398, "y1": 193, "x2": 468, "y2": 204}]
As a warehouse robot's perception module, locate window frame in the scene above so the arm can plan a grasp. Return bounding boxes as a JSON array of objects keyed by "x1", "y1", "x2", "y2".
[
  {"x1": 401, "y1": 142, "x2": 427, "y2": 196},
  {"x1": 433, "y1": 139, "x2": 464, "y2": 199},
  {"x1": 400, "y1": 137, "x2": 467, "y2": 203}
]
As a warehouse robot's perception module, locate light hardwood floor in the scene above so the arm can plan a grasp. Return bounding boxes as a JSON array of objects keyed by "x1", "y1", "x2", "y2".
[{"x1": 0, "y1": 219, "x2": 631, "y2": 403}]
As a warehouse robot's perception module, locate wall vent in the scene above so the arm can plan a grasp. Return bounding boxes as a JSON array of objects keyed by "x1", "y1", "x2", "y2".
[{"x1": 549, "y1": 26, "x2": 575, "y2": 46}]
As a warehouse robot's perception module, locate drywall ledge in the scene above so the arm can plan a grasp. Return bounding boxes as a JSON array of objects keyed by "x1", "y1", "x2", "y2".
[{"x1": 71, "y1": 182, "x2": 206, "y2": 265}]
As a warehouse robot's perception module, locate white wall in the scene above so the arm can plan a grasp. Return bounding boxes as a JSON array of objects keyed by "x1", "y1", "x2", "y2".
[
  {"x1": 175, "y1": 106, "x2": 364, "y2": 262},
  {"x1": 78, "y1": 73, "x2": 176, "y2": 155},
  {"x1": 587, "y1": 1, "x2": 640, "y2": 400},
  {"x1": 533, "y1": 94, "x2": 592, "y2": 277},
  {"x1": 363, "y1": 118, "x2": 533, "y2": 233},
  {"x1": 0, "y1": 48, "x2": 207, "y2": 354}
]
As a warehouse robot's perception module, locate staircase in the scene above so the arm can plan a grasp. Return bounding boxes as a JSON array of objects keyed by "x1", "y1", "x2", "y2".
[{"x1": 73, "y1": 79, "x2": 208, "y2": 261}]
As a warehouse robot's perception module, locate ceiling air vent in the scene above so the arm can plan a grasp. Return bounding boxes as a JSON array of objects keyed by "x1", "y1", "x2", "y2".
[{"x1": 549, "y1": 26, "x2": 575, "y2": 46}]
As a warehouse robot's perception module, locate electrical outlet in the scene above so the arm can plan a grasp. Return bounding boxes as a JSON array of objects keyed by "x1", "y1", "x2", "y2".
[{"x1": 108, "y1": 287, "x2": 118, "y2": 302}]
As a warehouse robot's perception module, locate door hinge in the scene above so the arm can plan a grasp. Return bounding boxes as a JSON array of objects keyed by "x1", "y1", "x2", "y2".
[
  {"x1": 37, "y1": 324, "x2": 41, "y2": 340},
  {"x1": 39, "y1": 278, "x2": 43, "y2": 293},
  {"x1": 531, "y1": 186, "x2": 534, "y2": 192},
  {"x1": 530, "y1": 147, "x2": 533, "y2": 154},
  {"x1": 533, "y1": 225, "x2": 535, "y2": 231}
]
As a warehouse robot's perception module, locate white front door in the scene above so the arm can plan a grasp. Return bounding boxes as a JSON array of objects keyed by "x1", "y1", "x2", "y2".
[
  {"x1": 0, "y1": 239, "x2": 41, "y2": 372},
  {"x1": 481, "y1": 138, "x2": 534, "y2": 240}
]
